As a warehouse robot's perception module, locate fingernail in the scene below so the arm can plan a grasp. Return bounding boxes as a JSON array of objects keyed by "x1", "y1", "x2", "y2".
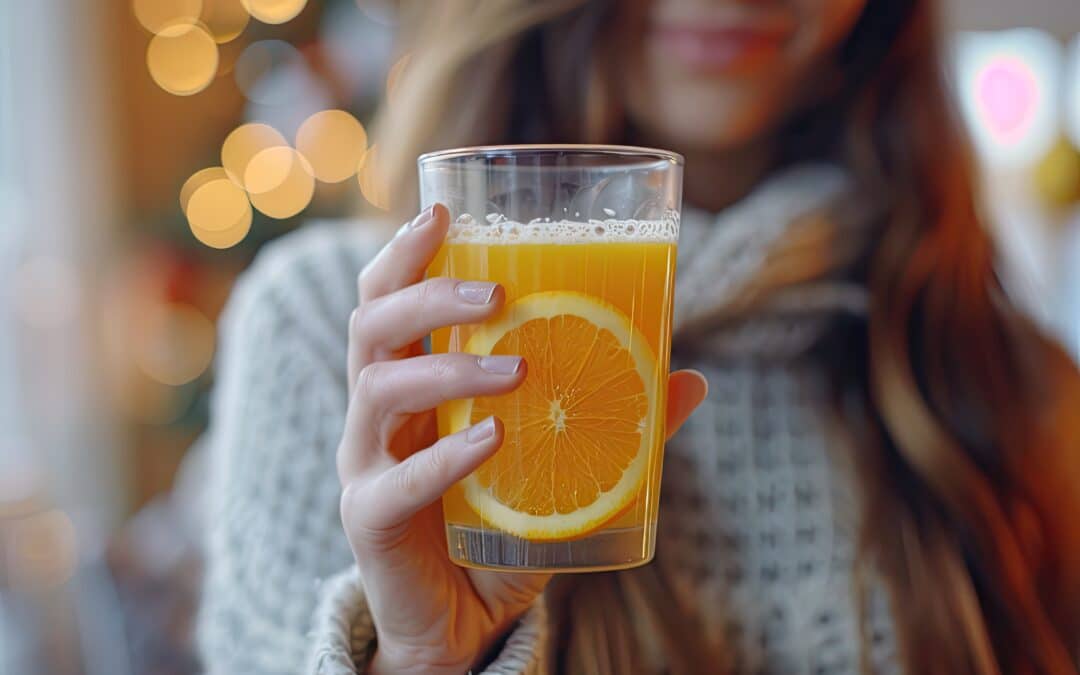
[
  {"x1": 466, "y1": 416, "x2": 496, "y2": 443},
  {"x1": 409, "y1": 204, "x2": 437, "y2": 231},
  {"x1": 456, "y1": 281, "x2": 497, "y2": 305},
  {"x1": 478, "y1": 355, "x2": 522, "y2": 375}
]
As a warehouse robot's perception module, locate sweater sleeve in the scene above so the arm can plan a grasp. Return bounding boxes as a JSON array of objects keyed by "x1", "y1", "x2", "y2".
[
  {"x1": 197, "y1": 222, "x2": 549, "y2": 674},
  {"x1": 306, "y1": 566, "x2": 550, "y2": 675},
  {"x1": 197, "y1": 224, "x2": 379, "y2": 674}
]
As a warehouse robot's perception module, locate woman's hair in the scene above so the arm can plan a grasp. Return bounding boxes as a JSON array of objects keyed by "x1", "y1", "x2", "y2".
[{"x1": 373, "y1": 1, "x2": 1080, "y2": 673}]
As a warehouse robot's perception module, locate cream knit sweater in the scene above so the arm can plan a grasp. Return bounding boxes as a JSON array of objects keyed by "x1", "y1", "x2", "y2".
[{"x1": 197, "y1": 166, "x2": 900, "y2": 674}]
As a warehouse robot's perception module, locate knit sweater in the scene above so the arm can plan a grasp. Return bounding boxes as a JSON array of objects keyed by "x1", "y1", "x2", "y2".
[{"x1": 198, "y1": 166, "x2": 900, "y2": 674}]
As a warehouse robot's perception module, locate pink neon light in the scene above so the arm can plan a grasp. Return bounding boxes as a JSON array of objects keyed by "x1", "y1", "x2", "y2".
[{"x1": 975, "y1": 55, "x2": 1040, "y2": 144}]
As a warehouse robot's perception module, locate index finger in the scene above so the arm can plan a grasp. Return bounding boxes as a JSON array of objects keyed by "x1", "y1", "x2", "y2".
[{"x1": 358, "y1": 203, "x2": 450, "y2": 302}]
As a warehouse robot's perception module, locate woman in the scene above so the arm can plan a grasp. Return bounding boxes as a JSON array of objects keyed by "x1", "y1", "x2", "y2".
[{"x1": 197, "y1": 1, "x2": 1080, "y2": 673}]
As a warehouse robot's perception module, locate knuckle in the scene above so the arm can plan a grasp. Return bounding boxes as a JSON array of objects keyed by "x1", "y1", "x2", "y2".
[
  {"x1": 335, "y1": 437, "x2": 367, "y2": 484},
  {"x1": 412, "y1": 277, "x2": 459, "y2": 313},
  {"x1": 390, "y1": 456, "x2": 423, "y2": 499},
  {"x1": 423, "y1": 440, "x2": 450, "y2": 480},
  {"x1": 348, "y1": 304, "x2": 366, "y2": 340},
  {"x1": 428, "y1": 355, "x2": 458, "y2": 382},
  {"x1": 357, "y1": 265, "x2": 374, "y2": 298},
  {"x1": 339, "y1": 480, "x2": 366, "y2": 523},
  {"x1": 433, "y1": 276, "x2": 460, "y2": 296},
  {"x1": 411, "y1": 278, "x2": 438, "y2": 310},
  {"x1": 335, "y1": 442, "x2": 349, "y2": 481},
  {"x1": 389, "y1": 441, "x2": 450, "y2": 500},
  {"x1": 340, "y1": 481, "x2": 410, "y2": 552},
  {"x1": 348, "y1": 304, "x2": 377, "y2": 362},
  {"x1": 355, "y1": 362, "x2": 383, "y2": 401}
]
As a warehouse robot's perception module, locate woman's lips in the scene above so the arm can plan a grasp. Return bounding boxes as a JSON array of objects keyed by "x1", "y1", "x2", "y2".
[{"x1": 652, "y1": 24, "x2": 791, "y2": 73}]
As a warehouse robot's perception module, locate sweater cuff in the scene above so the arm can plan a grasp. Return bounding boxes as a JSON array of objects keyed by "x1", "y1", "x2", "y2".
[
  {"x1": 478, "y1": 594, "x2": 548, "y2": 675},
  {"x1": 307, "y1": 566, "x2": 375, "y2": 674},
  {"x1": 305, "y1": 566, "x2": 548, "y2": 675}
]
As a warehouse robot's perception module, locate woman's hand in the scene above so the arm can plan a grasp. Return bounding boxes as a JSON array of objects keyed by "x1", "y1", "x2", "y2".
[{"x1": 337, "y1": 204, "x2": 708, "y2": 674}]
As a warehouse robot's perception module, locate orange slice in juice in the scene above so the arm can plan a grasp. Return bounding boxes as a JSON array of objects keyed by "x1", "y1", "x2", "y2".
[{"x1": 458, "y1": 291, "x2": 658, "y2": 541}]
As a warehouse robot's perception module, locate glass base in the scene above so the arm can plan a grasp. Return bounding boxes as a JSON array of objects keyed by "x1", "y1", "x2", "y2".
[{"x1": 446, "y1": 523, "x2": 655, "y2": 573}]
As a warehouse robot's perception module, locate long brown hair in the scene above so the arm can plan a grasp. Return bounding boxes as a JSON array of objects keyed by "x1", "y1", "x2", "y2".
[{"x1": 373, "y1": 1, "x2": 1080, "y2": 672}]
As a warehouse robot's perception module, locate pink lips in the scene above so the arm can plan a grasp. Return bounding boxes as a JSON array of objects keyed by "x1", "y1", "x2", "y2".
[{"x1": 652, "y1": 23, "x2": 792, "y2": 73}]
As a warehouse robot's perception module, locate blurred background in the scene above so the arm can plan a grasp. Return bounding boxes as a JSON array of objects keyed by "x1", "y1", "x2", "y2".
[{"x1": 0, "y1": 1, "x2": 1077, "y2": 673}]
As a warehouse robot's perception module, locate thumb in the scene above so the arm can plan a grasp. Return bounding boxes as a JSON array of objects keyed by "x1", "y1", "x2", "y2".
[{"x1": 665, "y1": 370, "x2": 708, "y2": 440}]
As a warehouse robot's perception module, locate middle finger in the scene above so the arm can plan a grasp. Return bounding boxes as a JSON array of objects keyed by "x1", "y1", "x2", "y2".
[{"x1": 349, "y1": 277, "x2": 505, "y2": 371}]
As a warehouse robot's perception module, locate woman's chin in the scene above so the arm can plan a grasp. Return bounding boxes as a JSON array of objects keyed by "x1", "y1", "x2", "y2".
[{"x1": 632, "y1": 88, "x2": 788, "y2": 153}]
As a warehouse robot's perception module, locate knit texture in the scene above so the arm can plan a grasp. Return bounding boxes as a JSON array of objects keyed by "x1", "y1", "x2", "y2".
[
  {"x1": 198, "y1": 223, "x2": 379, "y2": 674},
  {"x1": 198, "y1": 165, "x2": 900, "y2": 674}
]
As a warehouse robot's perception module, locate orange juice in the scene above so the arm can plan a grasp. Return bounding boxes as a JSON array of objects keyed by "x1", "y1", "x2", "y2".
[{"x1": 429, "y1": 217, "x2": 677, "y2": 571}]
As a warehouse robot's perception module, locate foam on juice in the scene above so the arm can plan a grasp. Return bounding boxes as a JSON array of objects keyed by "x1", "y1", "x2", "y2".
[{"x1": 446, "y1": 212, "x2": 680, "y2": 245}]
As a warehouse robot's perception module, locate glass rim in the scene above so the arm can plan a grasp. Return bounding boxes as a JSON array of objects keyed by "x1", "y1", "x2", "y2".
[{"x1": 418, "y1": 144, "x2": 685, "y2": 168}]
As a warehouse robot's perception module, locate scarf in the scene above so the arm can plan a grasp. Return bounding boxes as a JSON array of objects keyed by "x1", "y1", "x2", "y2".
[{"x1": 673, "y1": 163, "x2": 879, "y2": 360}]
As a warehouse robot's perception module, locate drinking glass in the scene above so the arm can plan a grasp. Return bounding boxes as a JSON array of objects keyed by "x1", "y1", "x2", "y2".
[{"x1": 422, "y1": 145, "x2": 682, "y2": 571}]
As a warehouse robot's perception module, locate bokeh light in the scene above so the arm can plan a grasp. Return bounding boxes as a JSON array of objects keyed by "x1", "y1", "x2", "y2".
[
  {"x1": 221, "y1": 122, "x2": 288, "y2": 188},
  {"x1": 201, "y1": 0, "x2": 251, "y2": 44},
  {"x1": 133, "y1": 0, "x2": 202, "y2": 35},
  {"x1": 235, "y1": 39, "x2": 305, "y2": 105},
  {"x1": 955, "y1": 29, "x2": 1062, "y2": 167},
  {"x1": 358, "y1": 144, "x2": 390, "y2": 210},
  {"x1": 180, "y1": 166, "x2": 230, "y2": 213},
  {"x1": 181, "y1": 167, "x2": 254, "y2": 248},
  {"x1": 295, "y1": 110, "x2": 368, "y2": 183},
  {"x1": 8, "y1": 509, "x2": 78, "y2": 591},
  {"x1": 191, "y1": 203, "x2": 253, "y2": 249},
  {"x1": 246, "y1": 147, "x2": 315, "y2": 218},
  {"x1": 99, "y1": 264, "x2": 208, "y2": 425},
  {"x1": 1034, "y1": 137, "x2": 1080, "y2": 208},
  {"x1": 241, "y1": 0, "x2": 308, "y2": 25},
  {"x1": 975, "y1": 57, "x2": 1039, "y2": 145},
  {"x1": 134, "y1": 303, "x2": 216, "y2": 386},
  {"x1": 186, "y1": 177, "x2": 251, "y2": 233},
  {"x1": 146, "y1": 22, "x2": 219, "y2": 96}
]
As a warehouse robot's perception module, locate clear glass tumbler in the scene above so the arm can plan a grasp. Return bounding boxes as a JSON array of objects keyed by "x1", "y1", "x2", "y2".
[{"x1": 422, "y1": 145, "x2": 683, "y2": 572}]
